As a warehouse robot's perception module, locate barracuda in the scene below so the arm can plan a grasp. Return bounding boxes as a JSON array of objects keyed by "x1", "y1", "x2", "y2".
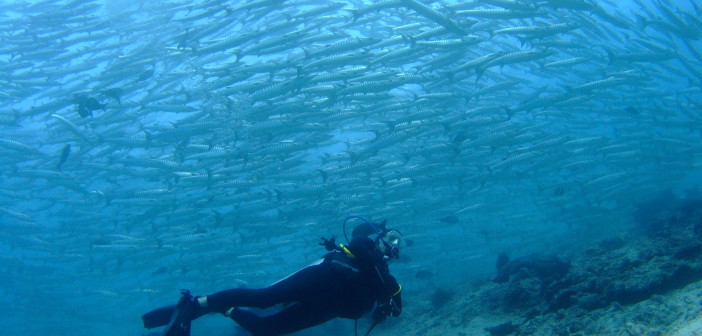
[
  {"x1": 173, "y1": 4, "x2": 228, "y2": 22},
  {"x1": 481, "y1": 0, "x2": 538, "y2": 11},
  {"x1": 529, "y1": 39, "x2": 586, "y2": 49},
  {"x1": 470, "y1": 80, "x2": 520, "y2": 101},
  {"x1": 358, "y1": 127, "x2": 427, "y2": 157},
  {"x1": 461, "y1": 128, "x2": 522, "y2": 148},
  {"x1": 451, "y1": 115, "x2": 510, "y2": 131},
  {"x1": 0, "y1": 138, "x2": 41, "y2": 155},
  {"x1": 494, "y1": 22, "x2": 580, "y2": 38},
  {"x1": 294, "y1": 2, "x2": 347, "y2": 19},
  {"x1": 585, "y1": 171, "x2": 630, "y2": 186},
  {"x1": 50, "y1": 114, "x2": 95, "y2": 142},
  {"x1": 543, "y1": 57, "x2": 589, "y2": 69},
  {"x1": 307, "y1": 66, "x2": 368, "y2": 84},
  {"x1": 301, "y1": 51, "x2": 370, "y2": 72},
  {"x1": 103, "y1": 134, "x2": 151, "y2": 147},
  {"x1": 456, "y1": 8, "x2": 544, "y2": 19},
  {"x1": 512, "y1": 91, "x2": 567, "y2": 112},
  {"x1": 631, "y1": 37, "x2": 677, "y2": 54},
  {"x1": 299, "y1": 84, "x2": 339, "y2": 95},
  {"x1": 250, "y1": 79, "x2": 304, "y2": 101},
  {"x1": 367, "y1": 35, "x2": 410, "y2": 51},
  {"x1": 372, "y1": 46, "x2": 421, "y2": 65},
  {"x1": 337, "y1": 80, "x2": 399, "y2": 96},
  {"x1": 234, "y1": 199, "x2": 280, "y2": 213},
  {"x1": 540, "y1": 0, "x2": 597, "y2": 10},
  {"x1": 567, "y1": 76, "x2": 627, "y2": 93},
  {"x1": 412, "y1": 26, "x2": 456, "y2": 41},
  {"x1": 187, "y1": 148, "x2": 237, "y2": 161},
  {"x1": 320, "y1": 160, "x2": 384, "y2": 180},
  {"x1": 195, "y1": 30, "x2": 263, "y2": 55},
  {"x1": 274, "y1": 183, "x2": 330, "y2": 200},
  {"x1": 305, "y1": 36, "x2": 380, "y2": 59},
  {"x1": 479, "y1": 49, "x2": 556, "y2": 74},
  {"x1": 383, "y1": 177, "x2": 413, "y2": 191},
  {"x1": 562, "y1": 136, "x2": 605, "y2": 147},
  {"x1": 348, "y1": 70, "x2": 398, "y2": 83},
  {"x1": 450, "y1": 52, "x2": 504, "y2": 74},
  {"x1": 296, "y1": 32, "x2": 340, "y2": 46},
  {"x1": 15, "y1": 169, "x2": 70, "y2": 180},
  {"x1": 413, "y1": 36, "x2": 482, "y2": 48},
  {"x1": 400, "y1": 0, "x2": 467, "y2": 35},
  {"x1": 143, "y1": 104, "x2": 198, "y2": 113},
  {"x1": 215, "y1": 179, "x2": 260, "y2": 189},
  {"x1": 214, "y1": 160, "x2": 269, "y2": 175},
  {"x1": 253, "y1": 140, "x2": 310, "y2": 157},
  {"x1": 490, "y1": 151, "x2": 538, "y2": 170},
  {"x1": 247, "y1": 37, "x2": 308, "y2": 57},
  {"x1": 653, "y1": 1, "x2": 691, "y2": 31},
  {"x1": 217, "y1": 79, "x2": 270, "y2": 96},
  {"x1": 349, "y1": 0, "x2": 403, "y2": 21},
  {"x1": 394, "y1": 109, "x2": 443, "y2": 125},
  {"x1": 414, "y1": 92, "x2": 454, "y2": 100},
  {"x1": 118, "y1": 157, "x2": 180, "y2": 170}
]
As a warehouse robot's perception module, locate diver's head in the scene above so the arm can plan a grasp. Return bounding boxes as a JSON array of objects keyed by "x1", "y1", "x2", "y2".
[
  {"x1": 376, "y1": 229, "x2": 405, "y2": 260},
  {"x1": 343, "y1": 216, "x2": 406, "y2": 260}
]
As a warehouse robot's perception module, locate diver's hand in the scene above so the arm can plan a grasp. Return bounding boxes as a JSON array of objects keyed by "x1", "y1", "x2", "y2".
[
  {"x1": 372, "y1": 304, "x2": 389, "y2": 323},
  {"x1": 319, "y1": 236, "x2": 337, "y2": 251}
]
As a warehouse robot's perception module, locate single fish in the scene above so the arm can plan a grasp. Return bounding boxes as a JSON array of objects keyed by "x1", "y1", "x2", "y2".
[
  {"x1": 440, "y1": 215, "x2": 459, "y2": 224},
  {"x1": 137, "y1": 68, "x2": 154, "y2": 81},
  {"x1": 101, "y1": 88, "x2": 124, "y2": 104},
  {"x1": 401, "y1": 0, "x2": 467, "y2": 35},
  {"x1": 73, "y1": 94, "x2": 105, "y2": 118},
  {"x1": 56, "y1": 144, "x2": 71, "y2": 171}
]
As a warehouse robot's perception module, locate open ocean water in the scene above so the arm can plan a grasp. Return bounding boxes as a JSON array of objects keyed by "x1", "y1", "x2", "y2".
[{"x1": 1, "y1": 0, "x2": 701, "y2": 335}]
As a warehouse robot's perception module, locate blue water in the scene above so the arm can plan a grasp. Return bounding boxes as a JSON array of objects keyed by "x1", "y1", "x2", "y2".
[{"x1": 0, "y1": 0, "x2": 700, "y2": 335}]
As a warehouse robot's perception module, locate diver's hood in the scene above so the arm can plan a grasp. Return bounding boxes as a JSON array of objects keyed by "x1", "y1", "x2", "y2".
[
  {"x1": 351, "y1": 219, "x2": 387, "y2": 238},
  {"x1": 343, "y1": 216, "x2": 405, "y2": 259}
]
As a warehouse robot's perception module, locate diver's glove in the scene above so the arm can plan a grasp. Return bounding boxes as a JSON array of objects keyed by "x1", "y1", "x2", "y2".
[
  {"x1": 372, "y1": 303, "x2": 391, "y2": 324},
  {"x1": 319, "y1": 236, "x2": 337, "y2": 251}
]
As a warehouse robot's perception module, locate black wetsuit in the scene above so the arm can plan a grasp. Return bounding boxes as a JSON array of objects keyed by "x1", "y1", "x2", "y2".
[{"x1": 142, "y1": 236, "x2": 402, "y2": 336}]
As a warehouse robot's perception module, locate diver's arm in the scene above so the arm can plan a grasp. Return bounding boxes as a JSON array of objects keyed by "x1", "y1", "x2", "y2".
[{"x1": 387, "y1": 277, "x2": 402, "y2": 317}]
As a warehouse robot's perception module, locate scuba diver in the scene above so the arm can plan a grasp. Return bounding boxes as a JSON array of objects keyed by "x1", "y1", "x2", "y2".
[{"x1": 141, "y1": 216, "x2": 405, "y2": 336}]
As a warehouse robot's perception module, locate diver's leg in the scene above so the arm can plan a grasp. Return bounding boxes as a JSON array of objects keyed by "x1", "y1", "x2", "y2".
[
  {"x1": 143, "y1": 264, "x2": 330, "y2": 329},
  {"x1": 205, "y1": 262, "x2": 330, "y2": 313},
  {"x1": 225, "y1": 308, "x2": 269, "y2": 336},
  {"x1": 227, "y1": 302, "x2": 337, "y2": 336}
]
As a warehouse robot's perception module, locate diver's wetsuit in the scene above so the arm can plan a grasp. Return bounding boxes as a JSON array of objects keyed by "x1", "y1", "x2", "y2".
[
  {"x1": 142, "y1": 236, "x2": 401, "y2": 336},
  {"x1": 207, "y1": 236, "x2": 402, "y2": 336}
]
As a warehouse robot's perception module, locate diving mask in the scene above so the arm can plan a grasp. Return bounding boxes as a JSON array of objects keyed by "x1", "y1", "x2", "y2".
[{"x1": 377, "y1": 229, "x2": 405, "y2": 259}]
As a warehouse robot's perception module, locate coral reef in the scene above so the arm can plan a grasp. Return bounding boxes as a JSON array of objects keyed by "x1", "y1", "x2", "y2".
[
  {"x1": 487, "y1": 194, "x2": 702, "y2": 326},
  {"x1": 430, "y1": 288, "x2": 455, "y2": 309},
  {"x1": 387, "y1": 192, "x2": 702, "y2": 336}
]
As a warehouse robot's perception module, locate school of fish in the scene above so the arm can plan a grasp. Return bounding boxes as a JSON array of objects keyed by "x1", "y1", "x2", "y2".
[{"x1": 0, "y1": 0, "x2": 700, "y2": 334}]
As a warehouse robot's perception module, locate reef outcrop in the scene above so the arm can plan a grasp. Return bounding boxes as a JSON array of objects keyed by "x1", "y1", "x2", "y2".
[
  {"x1": 393, "y1": 192, "x2": 702, "y2": 336},
  {"x1": 482, "y1": 196, "x2": 702, "y2": 334}
]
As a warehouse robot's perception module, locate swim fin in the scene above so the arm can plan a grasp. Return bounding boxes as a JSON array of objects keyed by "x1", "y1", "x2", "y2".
[{"x1": 142, "y1": 304, "x2": 176, "y2": 329}]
